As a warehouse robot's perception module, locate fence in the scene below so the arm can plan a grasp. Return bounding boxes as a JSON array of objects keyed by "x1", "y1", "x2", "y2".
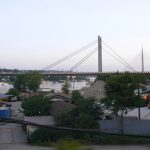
[
  {"x1": 99, "y1": 119, "x2": 150, "y2": 135},
  {"x1": 0, "y1": 128, "x2": 14, "y2": 144}
]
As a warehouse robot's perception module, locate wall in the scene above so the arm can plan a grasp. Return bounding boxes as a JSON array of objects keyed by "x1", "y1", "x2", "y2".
[{"x1": 99, "y1": 119, "x2": 150, "y2": 135}]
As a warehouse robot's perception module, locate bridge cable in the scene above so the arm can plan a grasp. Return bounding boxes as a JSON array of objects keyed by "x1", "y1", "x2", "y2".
[
  {"x1": 103, "y1": 47, "x2": 136, "y2": 71},
  {"x1": 44, "y1": 40, "x2": 97, "y2": 70},
  {"x1": 70, "y1": 47, "x2": 98, "y2": 71},
  {"x1": 42, "y1": 40, "x2": 97, "y2": 70},
  {"x1": 102, "y1": 41, "x2": 136, "y2": 71}
]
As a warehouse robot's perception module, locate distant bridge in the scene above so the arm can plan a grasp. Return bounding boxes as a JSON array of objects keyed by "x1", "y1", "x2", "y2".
[
  {"x1": 1, "y1": 71, "x2": 150, "y2": 77},
  {"x1": 1, "y1": 36, "x2": 148, "y2": 75}
]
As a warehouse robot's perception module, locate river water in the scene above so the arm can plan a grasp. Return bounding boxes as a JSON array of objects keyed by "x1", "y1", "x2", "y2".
[
  {"x1": 0, "y1": 82, "x2": 13, "y2": 94},
  {"x1": 0, "y1": 80, "x2": 90, "y2": 94}
]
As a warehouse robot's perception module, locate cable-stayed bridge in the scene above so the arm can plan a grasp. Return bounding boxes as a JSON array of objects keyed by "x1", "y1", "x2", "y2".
[
  {"x1": 42, "y1": 36, "x2": 137, "y2": 73},
  {"x1": 1, "y1": 71, "x2": 150, "y2": 77},
  {"x1": 0, "y1": 36, "x2": 150, "y2": 77}
]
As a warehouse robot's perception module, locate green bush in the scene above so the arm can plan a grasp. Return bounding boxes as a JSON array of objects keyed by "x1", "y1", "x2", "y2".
[
  {"x1": 29, "y1": 128, "x2": 150, "y2": 145},
  {"x1": 7, "y1": 88, "x2": 20, "y2": 97},
  {"x1": 29, "y1": 128, "x2": 73, "y2": 144},
  {"x1": 57, "y1": 98, "x2": 100, "y2": 129},
  {"x1": 21, "y1": 95, "x2": 51, "y2": 116}
]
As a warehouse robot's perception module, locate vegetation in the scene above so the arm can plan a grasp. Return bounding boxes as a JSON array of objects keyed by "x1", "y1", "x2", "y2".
[
  {"x1": 61, "y1": 80, "x2": 70, "y2": 94},
  {"x1": 7, "y1": 88, "x2": 20, "y2": 97},
  {"x1": 71, "y1": 90, "x2": 83, "y2": 105},
  {"x1": 14, "y1": 72, "x2": 43, "y2": 92},
  {"x1": 101, "y1": 73, "x2": 146, "y2": 133},
  {"x1": 28, "y1": 72, "x2": 150, "y2": 145},
  {"x1": 14, "y1": 73, "x2": 28, "y2": 92},
  {"x1": 0, "y1": 68, "x2": 20, "y2": 82},
  {"x1": 44, "y1": 75, "x2": 67, "y2": 82},
  {"x1": 18, "y1": 71, "x2": 149, "y2": 145},
  {"x1": 0, "y1": 68, "x2": 19, "y2": 73},
  {"x1": 21, "y1": 95, "x2": 51, "y2": 116},
  {"x1": 56, "y1": 140, "x2": 92, "y2": 150},
  {"x1": 101, "y1": 73, "x2": 146, "y2": 116},
  {"x1": 57, "y1": 98, "x2": 100, "y2": 129},
  {"x1": 29, "y1": 127, "x2": 150, "y2": 145},
  {"x1": 97, "y1": 72, "x2": 148, "y2": 83},
  {"x1": 96, "y1": 73, "x2": 112, "y2": 81}
]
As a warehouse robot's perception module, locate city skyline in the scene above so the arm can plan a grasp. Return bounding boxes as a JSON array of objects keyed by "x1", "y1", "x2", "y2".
[{"x1": 0, "y1": 0, "x2": 150, "y2": 72}]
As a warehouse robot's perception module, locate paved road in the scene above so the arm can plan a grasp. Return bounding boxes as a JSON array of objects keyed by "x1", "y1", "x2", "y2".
[
  {"x1": 0, "y1": 102, "x2": 26, "y2": 144},
  {"x1": 1, "y1": 144, "x2": 150, "y2": 150},
  {"x1": 91, "y1": 145, "x2": 150, "y2": 150},
  {"x1": 0, "y1": 144, "x2": 52, "y2": 150}
]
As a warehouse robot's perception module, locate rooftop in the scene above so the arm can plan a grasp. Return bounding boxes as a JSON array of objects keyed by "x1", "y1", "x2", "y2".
[{"x1": 0, "y1": 94, "x2": 14, "y2": 99}]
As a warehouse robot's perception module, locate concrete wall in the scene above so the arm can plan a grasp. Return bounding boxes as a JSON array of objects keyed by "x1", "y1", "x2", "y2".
[
  {"x1": 0, "y1": 123, "x2": 27, "y2": 144},
  {"x1": 99, "y1": 119, "x2": 150, "y2": 135},
  {"x1": 0, "y1": 129, "x2": 12, "y2": 144}
]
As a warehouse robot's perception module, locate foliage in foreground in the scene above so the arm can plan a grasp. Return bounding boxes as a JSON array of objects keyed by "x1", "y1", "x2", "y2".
[
  {"x1": 29, "y1": 128, "x2": 150, "y2": 145},
  {"x1": 57, "y1": 98, "x2": 100, "y2": 129},
  {"x1": 21, "y1": 95, "x2": 51, "y2": 116}
]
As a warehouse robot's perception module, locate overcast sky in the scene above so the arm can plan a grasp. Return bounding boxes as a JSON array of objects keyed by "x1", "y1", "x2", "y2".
[{"x1": 0, "y1": 0, "x2": 150, "y2": 72}]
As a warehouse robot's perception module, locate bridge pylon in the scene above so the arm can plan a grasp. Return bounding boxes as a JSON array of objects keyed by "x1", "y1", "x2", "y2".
[{"x1": 98, "y1": 36, "x2": 102, "y2": 72}]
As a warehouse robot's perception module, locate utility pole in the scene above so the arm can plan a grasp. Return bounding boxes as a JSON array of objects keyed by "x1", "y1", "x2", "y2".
[
  {"x1": 98, "y1": 36, "x2": 102, "y2": 73},
  {"x1": 138, "y1": 79, "x2": 141, "y2": 120},
  {"x1": 138, "y1": 46, "x2": 144, "y2": 120},
  {"x1": 142, "y1": 46, "x2": 144, "y2": 72}
]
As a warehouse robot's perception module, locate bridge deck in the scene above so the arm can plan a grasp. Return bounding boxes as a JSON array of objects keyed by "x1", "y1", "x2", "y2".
[{"x1": 0, "y1": 72, "x2": 150, "y2": 76}]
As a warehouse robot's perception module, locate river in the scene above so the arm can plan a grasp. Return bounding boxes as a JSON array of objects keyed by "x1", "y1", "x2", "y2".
[
  {"x1": 0, "y1": 80, "x2": 90, "y2": 94},
  {"x1": 0, "y1": 82, "x2": 13, "y2": 94}
]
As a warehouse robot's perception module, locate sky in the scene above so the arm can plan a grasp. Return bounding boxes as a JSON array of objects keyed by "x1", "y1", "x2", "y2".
[{"x1": 0, "y1": 0, "x2": 150, "y2": 72}]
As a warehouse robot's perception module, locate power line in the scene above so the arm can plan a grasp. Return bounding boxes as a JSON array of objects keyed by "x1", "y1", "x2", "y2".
[
  {"x1": 42, "y1": 40, "x2": 97, "y2": 70},
  {"x1": 102, "y1": 41, "x2": 136, "y2": 71},
  {"x1": 70, "y1": 47, "x2": 98, "y2": 71}
]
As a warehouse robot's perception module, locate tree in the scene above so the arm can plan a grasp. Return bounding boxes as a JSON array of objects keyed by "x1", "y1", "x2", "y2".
[
  {"x1": 7, "y1": 88, "x2": 20, "y2": 97},
  {"x1": 96, "y1": 73, "x2": 112, "y2": 81},
  {"x1": 44, "y1": 75, "x2": 67, "y2": 82},
  {"x1": 71, "y1": 90, "x2": 83, "y2": 105},
  {"x1": 21, "y1": 95, "x2": 51, "y2": 116},
  {"x1": 58, "y1": 98, "x2": 100, "y2": 129},
  {"x1": 101, "y1": 73, "x2": 146, "y2": 133},
  {"x1": 14, "y1": 74, "x2": 28, "y2": 92},
  {"x1": 61, "y1": 80, "x2": 70, "y2": 94},
  {"x1": 27, "y1": 72, "x2": 43, "y2": 92},
  {"x1": 14, "y1": 72, "x2": 43, "y2": 92}
]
